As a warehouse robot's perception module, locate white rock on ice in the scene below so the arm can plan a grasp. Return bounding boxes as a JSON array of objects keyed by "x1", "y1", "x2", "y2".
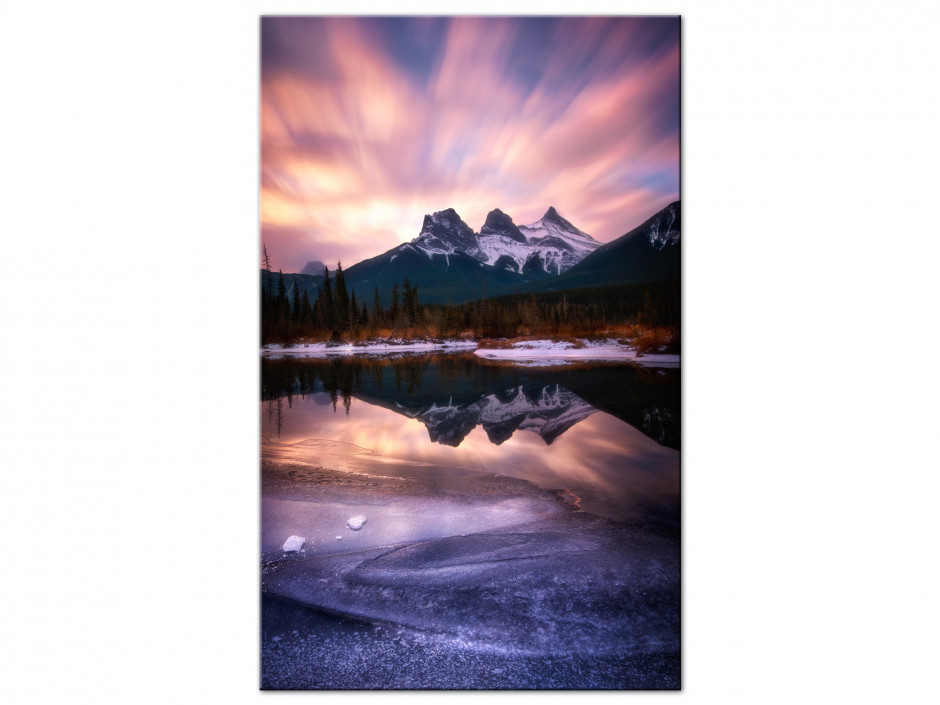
[
  {"x1": 282, "y1": 535, "x2": 306, "y2": 552},
  {"x1": 346, "y1": 515, "x2": 368, "y2": 531},
  {"x1": 335, "y1": 536, "x2": 342, "y2": 540}
]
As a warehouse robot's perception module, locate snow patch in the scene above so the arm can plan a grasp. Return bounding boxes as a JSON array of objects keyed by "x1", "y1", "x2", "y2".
[
  {"x1": 475, "y1": 341, "x2": 680, "y2": 367},
  {"x1": 512, "y1": 340, "x2": 576, "y2": 350}
]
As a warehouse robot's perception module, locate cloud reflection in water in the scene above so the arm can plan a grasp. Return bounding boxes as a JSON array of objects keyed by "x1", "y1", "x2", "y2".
[{"x1": 262, "y1": 388, "x2": 678, "y2": 528}]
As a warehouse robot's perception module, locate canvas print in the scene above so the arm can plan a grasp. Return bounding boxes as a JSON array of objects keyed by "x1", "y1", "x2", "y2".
[{"x1": 260, "y1": 16, "x2": 680, "y2": 689}]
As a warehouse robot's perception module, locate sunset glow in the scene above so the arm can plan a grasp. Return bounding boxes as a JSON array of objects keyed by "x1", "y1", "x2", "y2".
[{"x1": 261, "y1": 17, "x2": 680, "y2": 273}]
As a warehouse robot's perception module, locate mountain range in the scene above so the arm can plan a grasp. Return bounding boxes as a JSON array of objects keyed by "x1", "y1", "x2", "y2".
[
  {"x1": 413, "y1": 206, "x2": 601, "y2": 277},
  {"x1": 262, "y1": 201, "x2": 680, "y2": 306}
]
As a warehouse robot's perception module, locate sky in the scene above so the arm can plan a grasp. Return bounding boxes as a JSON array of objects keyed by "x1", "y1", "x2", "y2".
[{"x1": 261, "y1": 16, "x2": 680, "y2": 274}]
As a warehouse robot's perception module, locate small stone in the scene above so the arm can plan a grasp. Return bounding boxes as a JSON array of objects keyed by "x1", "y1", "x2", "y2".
[
  {"x1": 335, "y1": 536, "x2": 342, "y2": 540},
  {"x1": 347, "y1": 515, "x2": 368, "y2": 531}
]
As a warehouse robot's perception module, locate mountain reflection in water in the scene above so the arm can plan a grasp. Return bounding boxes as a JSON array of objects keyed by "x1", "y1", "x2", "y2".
[
  {"x1": 261, "y1": 353, "x2": 679, "y2": 449},
  {"x1": 412, "y1": 383, "x2": 594, "y2": 446},
  {"x1": 261, "y1": 353, "x2": 679, "y2": 529}
]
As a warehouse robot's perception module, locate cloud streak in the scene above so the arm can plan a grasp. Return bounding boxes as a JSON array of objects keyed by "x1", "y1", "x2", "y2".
[{"x1": 261, "y1": 17, "x2": 679, "y2": 273}]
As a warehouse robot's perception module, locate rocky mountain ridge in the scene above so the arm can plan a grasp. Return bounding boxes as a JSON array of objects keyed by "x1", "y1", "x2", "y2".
[{"x1": 412, "y1": 206, "x2": 601, "y2": 277}]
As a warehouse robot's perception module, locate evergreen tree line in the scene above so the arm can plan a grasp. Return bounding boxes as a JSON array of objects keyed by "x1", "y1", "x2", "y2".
[
  {"x1": 439, "y1": 280, "x2": 680, "y2": 339},
  {"x1": 261, "y1": 252, "x2": 424, "y2": 344},
  {"x1": 261, "y1": 247, "x2": 679, "y2": 344}
]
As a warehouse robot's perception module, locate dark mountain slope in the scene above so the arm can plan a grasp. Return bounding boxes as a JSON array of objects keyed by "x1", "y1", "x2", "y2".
[
  {"x1": 342, "y1": 242, "x2": 526, "y2": 307},
  {"x1": 527, "y1": 201, "x2": 680, "y2": 292}
]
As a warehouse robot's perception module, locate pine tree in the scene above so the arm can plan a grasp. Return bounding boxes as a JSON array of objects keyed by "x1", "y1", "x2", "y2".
[
  {"x1": 262, "y1": 245, "x2": 273, "y2": 298},
  {"x1": 373, "y1": 287, "x2": 382, "y2": 327},
  {"x1": 320, "y1": 268, "x2": 334, "y2": 332},
  {"x1": 276, "y1": 271, "x2": 287, "y2": 313},
  {"x1": 301, "y1": 290, "x2": 312, "y2": 330},
  {"x1": 260, "y1": 246, "x2": 274, "y2": 343},
  {"x1": 291, "y1": 282, "x2": 301, "y2": 323},
  {"x1": 402, "y1": 279, "x2": 413, "y2": 325},
  {"x1": 276, "y1": 271, "x2": 288, "y2": 338},
  {"x1": 350, "y1": 290, "x2": 359, "y2": 331},
  {"x1": 333, "y1": 261, "x2": 350, "y2": 333},
  {"x1": 312, "y1": 291, "x2": 322, "y2": 331},
  {"x1": 390, "y1": 283, "x2": 400, "y2": 325}
]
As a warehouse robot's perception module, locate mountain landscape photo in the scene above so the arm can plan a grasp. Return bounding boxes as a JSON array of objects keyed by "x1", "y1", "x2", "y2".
[{"x1": 259, "y1": 16, "x2": 681, "y2": 691}]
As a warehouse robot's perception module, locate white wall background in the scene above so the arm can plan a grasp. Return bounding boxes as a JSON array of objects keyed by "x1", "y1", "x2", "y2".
[{"x1": 2, "y1": 1, "x2": 938, "y2": 702}]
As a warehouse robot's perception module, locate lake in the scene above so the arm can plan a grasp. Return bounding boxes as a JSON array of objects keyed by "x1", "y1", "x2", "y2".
[{"x1": 260, "y1": 352, "x2": 681, "y2": 689}]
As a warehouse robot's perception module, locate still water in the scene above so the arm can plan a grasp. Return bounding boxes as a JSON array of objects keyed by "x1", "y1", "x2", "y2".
[{"x1": 261, "y1": 353, "x2": 679, "y2": 530}]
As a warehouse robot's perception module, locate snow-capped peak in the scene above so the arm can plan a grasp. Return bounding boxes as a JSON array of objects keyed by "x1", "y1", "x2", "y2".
[
  {"x1": 472, "y1": 206, "x2": 601, "y2": 276},
  {"x1": 411, "y1": 208, "x2": 478, "y2": 259},
  {"x1": 409, "y1": 205, "x2": 601, "y2": 277},
  {"x1": 521, "y1": 207, "x2": 598, "y2": 248},
  {"x1": 512, "y1": 207, "x2": 602, "y2": 275}
]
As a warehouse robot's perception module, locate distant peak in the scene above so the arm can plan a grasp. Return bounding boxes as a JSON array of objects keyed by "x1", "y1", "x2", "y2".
[
  {"x1": 544, "y1": 206, "x2": 560, "y2": 219},
  {"x1": 299, "y1": 259, "x2": 332, "y2": 276}
]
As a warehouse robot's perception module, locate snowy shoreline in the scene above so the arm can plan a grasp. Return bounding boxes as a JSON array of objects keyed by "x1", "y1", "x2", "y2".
[
  {"x1": 261, "y1": 339, "x2": 477, "y2": 358},
  {"x1": 261, "y1": 338, "x2": 679, "y2": 367},
  {"x1": 473, "y1": 339, "x2": 679, "y2": 367}
]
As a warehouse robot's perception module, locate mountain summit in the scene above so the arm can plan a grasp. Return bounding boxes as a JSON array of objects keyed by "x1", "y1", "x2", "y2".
[
  {"x1": 479, "y1": 209, "x2": 526, "y2": 243},
  {"x1": 542, "y1": 206, "x2": 577, "y2": 230},
  {"x1": 412, "y1": 208, "x2": 477, "y2": 259},
  {"x1": 299, "y1": 260, "x2": 333, "y2": 276}
]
